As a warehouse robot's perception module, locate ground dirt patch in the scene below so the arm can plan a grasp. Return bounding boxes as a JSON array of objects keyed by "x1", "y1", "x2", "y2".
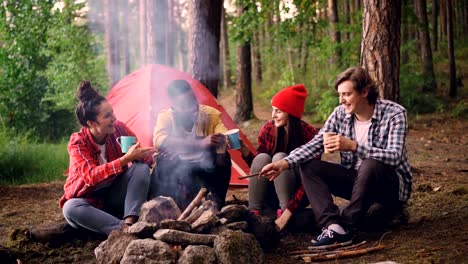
[{"x1": 1, "y1": 106, "x2": 467, "y2": 263}]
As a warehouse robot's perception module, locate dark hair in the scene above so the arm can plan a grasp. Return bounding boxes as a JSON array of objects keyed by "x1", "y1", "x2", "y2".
[
  {"x1": 168, "y1": 79, "x2": 194, "y2": 98},
  {"x1": 334, "y1": 66, "x2": 379, "y2": 104},
  {"x1": 75, "y1": 80, "x2": 106, "y2": 127},
  {"x1": 273, "y1": 115, "x2": 304, "y2": 154}
]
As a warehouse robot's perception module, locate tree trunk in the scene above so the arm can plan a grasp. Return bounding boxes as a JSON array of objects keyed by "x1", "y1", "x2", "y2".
[
  {"x1": 344, "y1": 0, "x2": 351, "y2": 42},
  {"x1": 220, "y1": 6, "x2": 232, "y2": 88},
  {"x1": 188, "y1": 0, "x2": 222, "y2": 98},
  {"x1": 120, "y1": 0, "x2": 130, "y2": 74},
  {"x1": 139, "y1": 0, "x2": 147, "y2": 66},
  {"x1": 104, "y1": 0, "x2": 120, "y2": 87},
  {"x1": 432, "y1": 0, "x2": 439, "y2": 51},
  {"x1": 234, "y1": 5, "x2": 253, "y2": 123},
  {"x1": 446, "y1": 0, "x2": 457, "y2": 97},
  {"x1": 166, "y1": 0, "x2": 175, "y2": 66},
  {"x1": 440, "y1": 0, "x2": 447, "y2": 39},
  {"x1": 414, "y1": 0, "x2": 436, "y2": 92},
  {"x1": 154, "y1": 0, "x2": 168, "y2": 64},
  {"x1": 252, "y1": 30, "x2": 262, "y2": 83},
  {"x1": 401, "y1": 0, "x2": 409, "y2": 65},
  {"x1": 361, "y1": 0, "x2": 401, "y2": 102},
  {"x1": 328, "y1": 0, "x2": 341, "y2": 67}
]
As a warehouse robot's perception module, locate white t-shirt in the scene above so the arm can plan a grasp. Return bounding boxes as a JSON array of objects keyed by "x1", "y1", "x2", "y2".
[
  {"x1": 97, "y1": 143, "x2": 107, "y2": 165},
  {"x1": 354, "y1": 118, "x2": 372, "y2": 170}
]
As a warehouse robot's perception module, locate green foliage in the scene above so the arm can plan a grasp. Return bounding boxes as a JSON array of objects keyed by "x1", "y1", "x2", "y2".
[
  {"x1": 451, "y1": 101, "x2": 468, "y2": 118},
  {"x1": 0, "y1": 0, "x2": 106, "y2": 141},
  {"x1": 313, "y1": 89, "x2": 338, "y2": 123},
  {"x1": 0, "y1": 129, "x2": 68, "y2": 185}
]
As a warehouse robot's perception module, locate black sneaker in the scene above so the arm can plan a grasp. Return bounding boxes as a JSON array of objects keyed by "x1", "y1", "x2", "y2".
[{"x1": 310, "y1": 228, "x2": 353, "y2": 248}]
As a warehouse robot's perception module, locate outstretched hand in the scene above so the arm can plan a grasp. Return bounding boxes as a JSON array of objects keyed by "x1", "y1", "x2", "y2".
[
  {"x1": 121, "y1": 142, "x2": 157, "y2": 164},
  {"x1": 260, "y1": 159, "x2": 290, "y2": 181}
]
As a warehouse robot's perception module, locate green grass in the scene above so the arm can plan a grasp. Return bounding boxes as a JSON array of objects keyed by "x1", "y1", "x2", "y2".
[{"x1": 0, "y1": 139, "x2": 68, "y2": 185}]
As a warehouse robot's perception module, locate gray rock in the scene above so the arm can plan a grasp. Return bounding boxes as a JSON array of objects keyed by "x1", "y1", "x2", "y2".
[
  {"x1": 160, "y1": 219, "x2": 192, "y2": 233},
  {"x1": 214, "y1": 230, "x2": 263, "y2": 264},
  {"x1": 120, "y1": 239, "x2": 177, "y2": 264},
  {"x1": 154, "y1": 229, "x2": 217, "y2": 246},
  {"x1": 225, "y1": 221, "x2": 248, "y2": 231},
  {"x1": 178, "y1": 245, "x2": 217, "y2": 264},
  {"x1": 94, "y1": 231, "x2": 137, "y2": 264},
  {"x1": 140, "y1": 196, "x2": 181, "y2": 224},
  {"x1": 217, "y1": 205, "x2": 249, "y2": 223},
  {"x1": 127, "y1": 221, "x2": 159, "y2": 238}
]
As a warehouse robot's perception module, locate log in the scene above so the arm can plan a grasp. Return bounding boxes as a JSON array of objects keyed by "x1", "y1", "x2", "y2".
[
  {"x1": 185, "y1": 200, "x2": 216, "y2": 224},
  {"x1": 301, "y1": 245, "x2": 385, "y2": 262},
  {"x1": 289, "y1": 241, "x2": 368, "y2": 255},
  {"x1": 153, "y1": 229, "x2": 216, "y2": 246},
  {"x1": 191, "y1": 208, "x2": 218, "y2": 233},
  {"x1": 178, "y1": 188, "x2": 208, "y2": 221}
]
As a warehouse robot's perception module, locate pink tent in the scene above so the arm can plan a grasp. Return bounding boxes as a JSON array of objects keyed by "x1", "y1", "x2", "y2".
[{"x1": 106, "y1": 64, "x2": 255, "y2": 186}]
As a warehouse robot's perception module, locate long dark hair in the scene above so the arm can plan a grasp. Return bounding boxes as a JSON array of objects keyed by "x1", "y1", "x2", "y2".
[
  {"x1": 75, "y1": 80, "x2": 106, "y2": 127},
  {"x1": 273, "y1": 115, "x2": 304, "y2": 154}
]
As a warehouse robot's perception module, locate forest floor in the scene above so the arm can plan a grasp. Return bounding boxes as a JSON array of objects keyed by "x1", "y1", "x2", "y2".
[{"x1": 0, "y1": 91, "x2": 467, "y2": 263}]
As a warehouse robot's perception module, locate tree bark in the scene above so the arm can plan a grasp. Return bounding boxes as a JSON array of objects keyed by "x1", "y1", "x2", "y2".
[
  {"x1": 440, "y1": 0, "x2": 447, "y2": 39},
  {"x1": 234, "y1": 6, "x2": 253, "y2": 123},
  {"x1": 154, "y1": 0, "x2": 168, "y2": 65},
  {"x1": 166, "y1": 0, "x2": 175, "y2": 66},
  {"x1": 414, "y1": 0, "x2": 436, "y2": 92},
  {"x1": 432, "y1": 0, "x2": 439, "y2": 51},
  {"x1": 220, "y1": 6, "x2": 232, "y2": 88},
  {"x1": 401, "y1": 0, "x2": 409, "y2": 65},
  {"x1": 188, "y1": 0, "x2": 222, "y2": 98},
  {"x1": 120, "y1": 0, "x2": 130, "y2": 74},
  {"x1": 104, "y1": 0, "x2": 120, "y2": 87},
  {"x1": 328, "y1": 0, "x2": 341, "y2": 67},
  {"x1": 361, "y1": 0, "x2": 401, "y2": 102},
  {"x1": 446, "y1": 0, "x2": 457, "y2": 97},
  {"x1": 252, "y1": 30, "x2": 262, "y2": 83},
  {"x1": 344, "y1": 0, "x2": 351, "y2": 42},
  {"x1": 139, "y1": 0, "x2": 147, "y2": 66}
]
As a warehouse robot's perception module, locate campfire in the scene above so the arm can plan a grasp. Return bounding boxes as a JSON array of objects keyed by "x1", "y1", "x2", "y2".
[{"x1": 94, "y1": 188, "x2": 277, "y2": 263}]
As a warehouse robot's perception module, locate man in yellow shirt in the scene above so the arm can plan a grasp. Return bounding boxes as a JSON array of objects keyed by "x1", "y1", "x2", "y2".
[{"x1": 151, "y1": 80, "x2": 231, "y2": 210}]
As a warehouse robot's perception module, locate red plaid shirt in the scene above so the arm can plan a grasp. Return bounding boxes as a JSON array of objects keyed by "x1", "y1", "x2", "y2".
[
  {"x1": 59, "y1": 121, "x2": 136, "y2": 208},
  {"x1": 245, "y1": 120, "x2": 319, "y2": 213}
]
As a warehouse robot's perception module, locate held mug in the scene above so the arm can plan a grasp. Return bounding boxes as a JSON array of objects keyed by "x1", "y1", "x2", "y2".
[
  {"x1": 323, "y1": 132, "x2": 337, "y2": 154},
  {"x1": 224, "y1": 129, "x2": 241, "y2": 150},
  {"x1": 116, "y1": 136, "x2": 136, "y2": 153}
]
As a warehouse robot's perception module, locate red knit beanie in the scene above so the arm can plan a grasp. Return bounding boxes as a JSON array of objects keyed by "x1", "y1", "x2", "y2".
[{"x1": 271, "y1": 84, "x2": 307, "y2": 118}]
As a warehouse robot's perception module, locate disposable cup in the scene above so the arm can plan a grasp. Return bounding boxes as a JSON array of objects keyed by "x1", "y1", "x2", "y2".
[
  {"x1": 323, "y1": 132, "x2": 337, "y2": 154},
  {"x1": 225, "y1": 129, "x2": 241, "y2": 150}
]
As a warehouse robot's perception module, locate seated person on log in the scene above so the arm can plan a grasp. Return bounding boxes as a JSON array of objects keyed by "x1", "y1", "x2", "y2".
[
  {"x1": 261, "y1": 66, "x2": 412, "y2": 247},
  {"x1": 239, "y1": 84, "x2": 320, "y2": 231},
  {"x1": 60, "y1": 80, "x2": 156, "y2": 235},
  {"x1": 151, "y1": 79, "x2": 231, "y2": 210}
]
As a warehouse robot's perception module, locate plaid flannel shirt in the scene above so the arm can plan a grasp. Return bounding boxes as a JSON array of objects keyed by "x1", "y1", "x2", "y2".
[
  {"x1": 59, "y1": 121, "x2": 136, "y2": 208},
  {"x1": 285, "y1": 99, "x2": 413, "y2": 202}
]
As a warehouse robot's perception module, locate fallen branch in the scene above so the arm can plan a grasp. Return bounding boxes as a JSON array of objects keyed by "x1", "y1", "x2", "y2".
[
  {"x1": 301, "y1": 244, "x2": 385, "y2": 262},
  {"x1": 289, "y1": 240, "x2": 367, "y2": 255},
  {"x1": 178, "y1": 188, "x2": 208, "y2": 221}
]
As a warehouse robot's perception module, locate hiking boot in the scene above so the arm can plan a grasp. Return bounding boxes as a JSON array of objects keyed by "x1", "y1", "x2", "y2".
[{"x1": 310, "y1": 228, "x2": 353, "y2": 248}]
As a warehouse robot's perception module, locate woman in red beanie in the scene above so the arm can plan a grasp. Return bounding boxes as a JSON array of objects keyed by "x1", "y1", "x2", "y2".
[{"x1": 240, "y1": 84, "x2": 320, "y2": 229}]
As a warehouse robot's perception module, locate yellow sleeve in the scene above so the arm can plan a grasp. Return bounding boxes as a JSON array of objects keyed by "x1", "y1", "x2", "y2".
[{"x1": 153, "y1": 109, "x2": 173, "y2": 148}]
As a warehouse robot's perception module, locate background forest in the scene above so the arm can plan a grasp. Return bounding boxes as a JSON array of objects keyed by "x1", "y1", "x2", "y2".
[{"x1": 0, "y1": 0, "x2": 466, "y2": 185}]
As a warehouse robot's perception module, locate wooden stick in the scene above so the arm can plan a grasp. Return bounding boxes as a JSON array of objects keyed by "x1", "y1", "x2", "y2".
[
  {"x1": 289, "y1": 241, "x2": 368, "y2": 255},
  {"x1": 302, "y1": 245, "x2": 385, "y2": 261},
  {"x1": 178, "y1": 188, "x2": 208, "y2": 221},
  {"x1": 237, "y1": 172, "x2": 260, "y2": 180}
]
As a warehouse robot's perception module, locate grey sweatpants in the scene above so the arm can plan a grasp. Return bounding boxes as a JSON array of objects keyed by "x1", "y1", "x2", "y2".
[
  {"x1": 62, "y1": 163, "x2": 150, "y2": 235},
  {"x1": 248, "y1": 152, "x2": 299, "y2": 211}
]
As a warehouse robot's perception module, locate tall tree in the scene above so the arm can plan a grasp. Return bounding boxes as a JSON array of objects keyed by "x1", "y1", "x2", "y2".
[
  {"x1": 414, "y1": 0, "x2": 436, "y2": 92},
  {"x1": 234, "y1": 5, "x2": 253, "y2": 123},
  {"x1": 120, "y1": 0, "x2": 130, "y2": 74},
  {"x1": 251, "y1": 30, "x2": 262, "y2": 83},
  {"x1": 220, "y1": 5, "x2": 232, "y2": 88},
  {"x1": 167, "y1": 0, "x2": 175, "y2": 66},
  {"x1": 446, "y1": 0, "x2": 457, "y2": 97},
  {"x1": 361, "y1": 0, "x2": 401, "y2": 102},
  {"x1": 432, "y1": 0, "x2": 439, "y2": 51},
  {"x1": 343, "y1": 0, "x2": 351, "y2": 42},
  {"x1": 154, "y1": 0, "x2": 168, "y2": 64},
  {"x1": 440, "y1": 0, "x2": 447, "y2": 39},
  {"x1": 139, "y1": 0, "x2": 146, "y2": 66},
  {"x1": 104, "y1": 0, "x2": 120, "y2": 87},
  {"x1": 146, "y1": 0, "x2": 157, "y2": 63},
  {"x1": 328, "y1": 0, "x2": 341, "y2": 66},
  {"x1": 401, "y1": 0, "x2": 409, "y2": 65},
  {"x1": 188, "y1": 0, "x2": 222, "y2": 97}
]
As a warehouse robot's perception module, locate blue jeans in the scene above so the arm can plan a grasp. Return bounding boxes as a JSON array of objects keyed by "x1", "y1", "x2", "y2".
[{"x1": 62, "y1": 163, "x2": 150, "y2": 235}]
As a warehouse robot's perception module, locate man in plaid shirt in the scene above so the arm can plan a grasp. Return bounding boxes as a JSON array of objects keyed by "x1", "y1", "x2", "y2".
[{"x1": 261, "y1": 66, "x2": 412, "y2": 247}]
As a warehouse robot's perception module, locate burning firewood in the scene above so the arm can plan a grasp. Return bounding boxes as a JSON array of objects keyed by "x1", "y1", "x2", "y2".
[{"x1": 178, "y1": 188, "x2": 208, "y2": 221}]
